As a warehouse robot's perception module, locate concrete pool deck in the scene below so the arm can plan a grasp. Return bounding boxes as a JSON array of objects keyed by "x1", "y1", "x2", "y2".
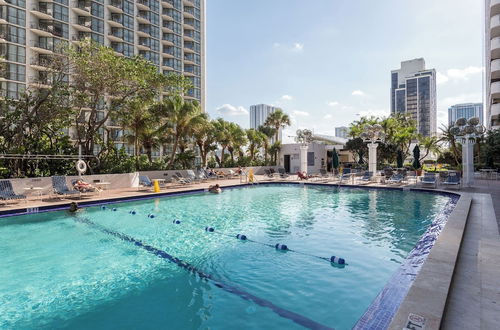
[{"x1": 1, "y1": 175, "x2": 498, "y2": 329}]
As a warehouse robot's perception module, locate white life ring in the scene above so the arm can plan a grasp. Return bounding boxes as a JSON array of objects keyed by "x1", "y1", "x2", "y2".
[{"x1": 76, "y1": 159, "x2": 87, "y2": 174}]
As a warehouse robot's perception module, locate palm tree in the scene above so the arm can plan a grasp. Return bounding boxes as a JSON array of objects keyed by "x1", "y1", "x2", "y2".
[
  {"x1": 269, "y1": 141, "x2": 281, "y2": 165},
  {"x1": 192, "y1": 117, "x2": 217, "y2": 168},
  {"x1": 417, "y1": 135, "x2": 441, "y2": 162},
  {"x1": 226, "y1": 122, "x2": 247, "y2": 164},
  {"x1": 439, "y1": 124, "x2": 460, "y2": 165},
  {"x1": 258, "y1": 125, "x2": 276, "y2": 164},
  {"x1": 246, "y1": 128, "x2": 265, "y2": 162},
  {"x1": 264, "y1": 108, "x2": 291, "y2": 142},
  {"x1": 137, "y1": 127, "x2": 162, "y2": 164},
  {"x1": 120, "y1": 100, "x2": 155, "y2": 169},
  {"x1": 152, "y1": 95, "x2": 206, "y2": 168},
  {"x1": 212, "y1": 118, "x2": 231, "y2": 167}
]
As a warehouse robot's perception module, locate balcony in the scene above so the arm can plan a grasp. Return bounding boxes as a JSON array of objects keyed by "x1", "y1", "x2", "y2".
[
  {"x1": 136, "y1": 0, "x2": 150, "y2": 11},
  {"x1": 108, "y1": 31, "x2": 123, "y2": 42},
  {"x1": 31, "y1": 42, "x2": 55, "y2": 55},
  {"x1": 72, "y1": 0, "x2": 92, "y2": 16},
  {"x1": 183, "y1": 0, "x2": 194, "y2": 7},
  {"x1": 72, "y1": 17, "x2": 92, "y2": 32},
  {"x1": 183, "y1": 6, "x2": 195, "y2": 19},
  {"x1": 71, "y1": 32, "x2": 91, "y2": 43},
  {"x1": 162, "y1": 9, "x2": 174, "y2": 20},
  {"x1": 183, "y1": 18, "x2": 195, "y2": 30},
  {"x1": 30, "y1": 57, "x2": 53, "y2": 71},
  {"x1": 161, "y1": 0, "x2": 174, "y2": 8},
  {"x1": 492, "y1": 0, "x2": 500, "y2": 17},
  {"x1": 492, "y1": 37, "x2": 500, "y2": 60},
  {"x1": 493, "y1": 59, "x2": 500, "y2": 80},
  {"x1": 30, "y1": 22, "x2": 54, "y2": 37},
  {"x1": 491, "y1": 81, "x2": 500, "y2": 99},
  {"x1": 30, "y1": 4, "x2": 53, "y2": 20},
  {"x1": 492, "y1": 15, "x2": 500, "y2": 38},
  {"x1": 107, "y1": 0, "x2": 123, "y2": 13},
  {"x1": 108, "y1": 14, "x2": 123, "y2": 27},
  {"x1": 183, "y1": 54, "x2": 195, "y2": 65},
  {"x1": 29, "y1": 75, "x2": 52, "y2": 88},
  {"x1": 136, "y1": 13, "x2": 151, "y2": 24}
]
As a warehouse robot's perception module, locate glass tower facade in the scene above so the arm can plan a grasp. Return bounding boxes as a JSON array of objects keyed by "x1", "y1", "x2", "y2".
[
  {"x1": 0, "y1": 0, "x2": 205, "y2": 107},
  {"x1": 448, "y1": 103, "x2": 484, "y2": 126},
  {"x1": 249, "y1": 104, "x2": 282, "y2": 143},
  {"x1": 390, "y1": 59, "x2": 437, "y2": 136}
]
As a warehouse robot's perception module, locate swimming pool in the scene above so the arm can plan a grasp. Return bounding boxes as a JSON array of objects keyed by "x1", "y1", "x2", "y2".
[{"x1": 0, "y1": 184, "x2": 457, "y2": 329}]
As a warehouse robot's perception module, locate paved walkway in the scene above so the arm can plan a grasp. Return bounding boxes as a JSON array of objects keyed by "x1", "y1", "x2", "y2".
[{"x1": 461, "y1": 179, "x2": 500, "y2": 225}]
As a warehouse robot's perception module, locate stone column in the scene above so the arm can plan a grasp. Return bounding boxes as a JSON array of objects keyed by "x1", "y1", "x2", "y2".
[
  {"x1": 462, "y1": 139, "x2": 474, "y2": 187},
  {"x1": 299, "y1": 145, "x2": 308, "y2": 173},
  {"x1": 368, "y1": 143, "x2": 378, "y2": 174}
]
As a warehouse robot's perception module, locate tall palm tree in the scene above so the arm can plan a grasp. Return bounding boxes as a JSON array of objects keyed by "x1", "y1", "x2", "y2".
[
  {"x1": 264, "y1": 108, "x2": 291, "y2": 142},
  {"x1": 226, "y1": 122, "x2": 247, "y2": 163},
  {"x1": 439, "y1": 124, "x2": 460, "y2": 165},
  {"x1": 152, "y1": 95, "x2": 206, "y2": 168},
  {"x1": 120, "y1": 100, "x2": 155, "y2": 169},
  {"x1": 138, "y1": 127, "x2": 162, "y2": 164},
  {"x1": 212, "y1": 118, "x2": 231, "y2": 167},
  {"x1": 258, "y1": 125, "x2": 276, "y2": 164},
  {"x1": 192, "y1": 117, "x2": 216, "y2": 168},
  {"x1": 269, "y1": 141, "x2": 281, "y2": 165},
  {"x1": 417, "y1": 135, "x2": 441, "y2": 162},
  {"x1": 246, "y1": 128, "x2": 265, "y2": 162}
]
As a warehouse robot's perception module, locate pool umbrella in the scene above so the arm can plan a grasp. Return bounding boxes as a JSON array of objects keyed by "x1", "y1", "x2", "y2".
[
  {"x1": 412, "y1": 145, "x2": 421, "y2": 170},
  {"x1": 332, "y1": 148, "x2": 339, "y2": 173},
  {"x1": 396, "y1": 149, "x2": 404, "y2": 168}
]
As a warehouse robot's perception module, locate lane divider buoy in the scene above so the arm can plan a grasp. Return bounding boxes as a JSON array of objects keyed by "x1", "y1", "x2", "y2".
[
  {"x1": 129, "y1": 210, "x2": 136, "y2": 215},
  {"x1": 275, "y1": 243, "x2": 288, "y2": 251},
  {"x1": 101, "y1": 206, "x2": 107, "y2": 210},
  {"x1": 205, "y1": 227, "x2": 215, "y2": 232},
  {"x1": 173, "y1": 220, "x2": 181, "y2": 224},
  {"x1": 112, "y1": 208, "x2": 117, "y2": 211},
  {"x1": 330, "y1": 256, "x2": 345, "y2": 265},
  {"x1": 236, "y1": 234, "x2": 247, "y2": 240},
  {"x1": 147, "y1": 214, "x2": 155, "y2": 219}
]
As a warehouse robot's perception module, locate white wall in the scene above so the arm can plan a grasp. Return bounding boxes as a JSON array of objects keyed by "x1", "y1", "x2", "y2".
[{"x1": 278, "y1": 143, "x2": 327, "y2": 174}]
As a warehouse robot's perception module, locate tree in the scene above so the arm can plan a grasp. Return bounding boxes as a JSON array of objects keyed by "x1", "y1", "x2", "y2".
[
  {"x1": 345, "y1": 138, "x2": 367, "y2": 164},
  {"x1": 481, "y1": 128, "x2": 500, "y2": 166},
  {"x1": 226, "y1": 122, "x2": 247, "y2": 164},
  {"x1": 213, "y1": 118, "x2": 231, "y2": 167},
  {"x1": 439, "y1": 124, "x2": 461, "y2": 166},
  {"x1": 152, "y1": 95, "x2": 205, "y2": 168},
  {"x1": 264, "y1": 108, "x2": 291, "y2": 142},
  {"x1": 258, "y1": 125, "x2": 276, "y2": 164},
  {"x1": 68, "y1": 39, "x2": 164, "y2": 158},
  {"x1": 269, "y1": 141, "x2": 281, "y2": 165},
  {"x1": 417, "y1": 135, "x2": 441, "y2": 162},
  {"x1": 246, "y1": 129, "x2": 265, "y2": 162},
  {"x1": 192, "y1": 118, "x2": 217, "y2": 168}
]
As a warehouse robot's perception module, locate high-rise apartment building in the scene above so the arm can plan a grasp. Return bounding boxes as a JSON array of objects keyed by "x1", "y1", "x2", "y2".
[
  {"x1": 335, "y1": 126, "x2": 348, "y2": 139},
  {"x1": 390, "y1": 58, "x2": 437, "y2": 136},
  {"x1": 448, "y1": 103, "x2": 484, "y2": 126},
  {"x1": 249, "y1": 104, "x2": 282, "y2": 143},
  {"x1": 485, "y1": 0, "x2": 500, "y2": 129},
  {"x1": 0, "y1": 0, "x2": 205, "y2": 111}
]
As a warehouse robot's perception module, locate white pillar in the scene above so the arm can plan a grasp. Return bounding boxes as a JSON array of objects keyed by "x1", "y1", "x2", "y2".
[
  {"x1": 462, "y1": 139, "x2": 474, "y2": 187},
  {"x1": 299, "y1": 145, "x2": 308, "y2": 173},
  {"x1": 368, "y1": 143, "x2": 378, "y2": 174}
]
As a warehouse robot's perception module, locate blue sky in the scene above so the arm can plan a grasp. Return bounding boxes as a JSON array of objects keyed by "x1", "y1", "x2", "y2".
[{"x1": 205, "y1": 0, "x2": 483, "y2": 142}]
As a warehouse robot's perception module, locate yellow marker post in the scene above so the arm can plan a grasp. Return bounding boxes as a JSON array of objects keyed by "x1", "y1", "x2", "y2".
[
  {"x1": 153, "y1": 179, "x2": 161, "y2": 192},
  {"x1": 248, "y1": 169, "x2": 254, "y2": 183}
]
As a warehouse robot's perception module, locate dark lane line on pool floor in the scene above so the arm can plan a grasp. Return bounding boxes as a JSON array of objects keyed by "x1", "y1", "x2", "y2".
[{"x1": 73, "y1": 216, "x2": 334, "y2": 330}]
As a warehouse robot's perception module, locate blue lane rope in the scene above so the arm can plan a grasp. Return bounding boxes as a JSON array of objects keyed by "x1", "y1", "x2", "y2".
[
  {"x1": 96, "y1": 207, "x2": 346, "y2": 265},
  {"x1": 73, "y1": 216, "x2": 333, "y2": 330}
]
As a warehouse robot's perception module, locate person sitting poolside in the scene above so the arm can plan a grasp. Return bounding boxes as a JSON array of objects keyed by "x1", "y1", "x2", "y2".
[
  {"x1": 208, "y1": 184, "x2": 222, "y2": 194},
  {"x1": 73, "y1": 180, "x2": 101, "y2": 193},
  {"x1": 297, "y1": 171, "x2": 309, "y2": 180}
]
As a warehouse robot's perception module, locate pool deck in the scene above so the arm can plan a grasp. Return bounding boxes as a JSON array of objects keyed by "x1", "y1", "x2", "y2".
[{"x1": 1, "y1": 175, "x2": 499, "y2": 329}]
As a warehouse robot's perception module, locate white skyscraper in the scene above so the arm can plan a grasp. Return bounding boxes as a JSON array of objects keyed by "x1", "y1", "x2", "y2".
[
  {"x1": 249, "y1": 104, "x2": 282, "y2": 143},
  {"x1": 390, "y1": 58, "x2": 437, "y2": 136},
  {"x1": 485, "y1": 0, "x2": 500, "y2": 129}
]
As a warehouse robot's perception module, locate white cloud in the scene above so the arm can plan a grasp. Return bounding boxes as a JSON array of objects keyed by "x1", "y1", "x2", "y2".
[
  {"x1": 437, "y1": 66, "x2": 483, "y2": 85},
  {"x1": 326, "y1": 101, "x2": 339, "y2": 107},
  {"x1": 352, "y1": 90, "x2": 365, "y2": 96},
  {"x1": 437, "y1": 72, "x2": 449, "y2": 85},
  {"x1": 273, "y1": 42, "x2": 304, "y2": 52},
  {"x1": 216, "y1": 104, "x2": 248, "y2": 116},
  {"x1": 292, "y1": 43, "x2": 304, "y2": 52},
  {"x1": 281, "y1": 94, "x2": 293, "y2": 101},
  {"x1": 293, "y1": 110, "x2": 309, "y2": 117},
  {"x1": 323, "y1": 114, "x2": 333, "y2": 119}
]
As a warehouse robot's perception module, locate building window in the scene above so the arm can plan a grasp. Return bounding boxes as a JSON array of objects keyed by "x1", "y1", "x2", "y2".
[{"x1": 307, "y1": 152, "x2": 315, "y2": 166}]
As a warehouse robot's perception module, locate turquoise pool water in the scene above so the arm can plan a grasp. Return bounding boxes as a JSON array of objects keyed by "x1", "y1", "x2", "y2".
[{"x1": 0, "y1": 185, "x2": 453, "y2": 329}]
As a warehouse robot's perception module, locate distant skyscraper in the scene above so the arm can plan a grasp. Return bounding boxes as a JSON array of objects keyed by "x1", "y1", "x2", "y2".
[
  {"x1": 485, "y1": 0, "x2": 500, "y2": 129},
  {"x1": 335, "y1": 126, "x2": 349, "y2": 139},
  {"x1": 249, "y1": 104, "x2": 282, "y2": 143},
  {"x1": 390, "y1": 58, "x2": 437, "y2": 136},
  {"x1": 448, "y1": 103, "x2": 484, "y2": 126}
]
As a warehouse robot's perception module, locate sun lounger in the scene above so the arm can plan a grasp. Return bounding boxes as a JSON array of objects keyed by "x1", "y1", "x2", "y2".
[
  {"x1": 339, "y1": 169, "x2": 352, "y2": 184},
  {"x1": 278, "y1": 168, "x2": 290, "y2": 179},
  {"x1": 138, "y1": 175, "x2": 154, "y2": 190},
  {"x1": 420, "y1": 173, "x2": 438, "y2": 188},
  {"x1": 0, "y1": 180, "x2": 26, "y2": 202},
  {"x1": 52, "y1": 176, "x2": 81, "y2": 198},
  {"x1": 357, "y1": 171, "x2": 373, "y2": 184},
  {"x1": 172, "y1": 173, "x2": 191, "y2": 185},
  {"x1": 442, "y1": 172, "x2": 461, "y2": 189},
  {"x1": 387, "y1": 173, "x2": 405, "y2": 184}
]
